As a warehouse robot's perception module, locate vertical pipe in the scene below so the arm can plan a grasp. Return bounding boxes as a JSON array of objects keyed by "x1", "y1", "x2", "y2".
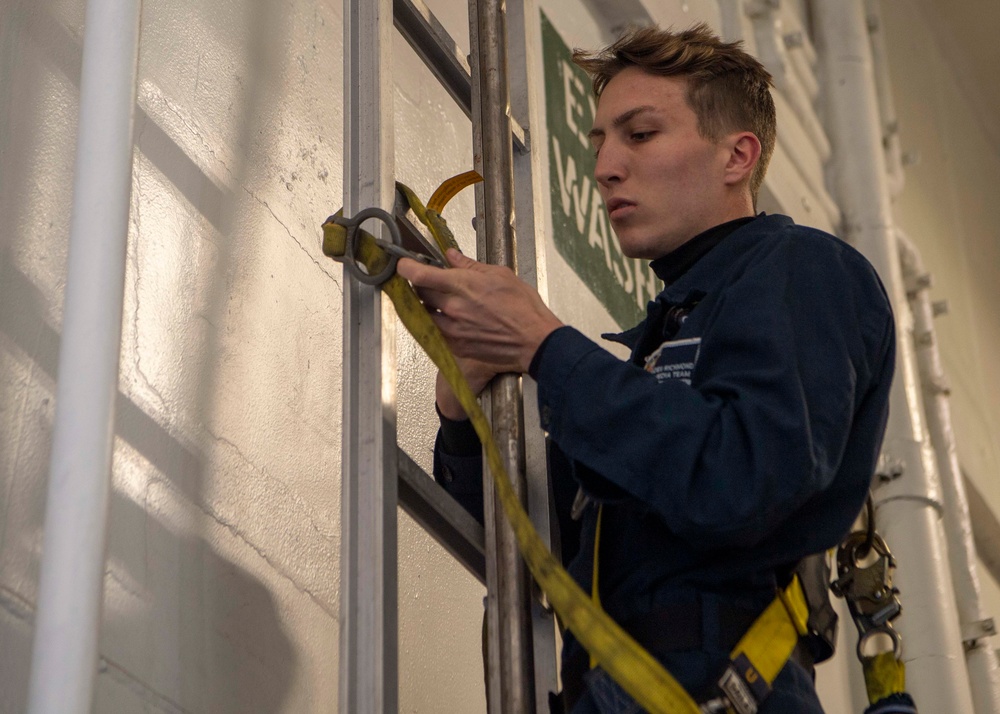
[
  {"x1": 25, "y1": 1, "x2": 141, "y2": 712},
  {"x1": 863, "y1": 0, "x2": 905, "y2": 199},
  {"x1": 898, "y1": 233, "x2": 1000, "y2": 714},
  {"x1": 339, "y1": 0, "x2": 398, "y2": 712},
  {"x1": 469, "y1": 0, "x2": 536, "y2": 711},
  {"x1": 812, "y1": 2, "x2": 975, "y2": 711}
]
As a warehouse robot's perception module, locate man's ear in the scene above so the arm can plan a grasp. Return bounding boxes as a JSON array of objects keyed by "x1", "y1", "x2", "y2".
[{"x1": 723, "y1": 132, "x2": 761, "y2": 187}]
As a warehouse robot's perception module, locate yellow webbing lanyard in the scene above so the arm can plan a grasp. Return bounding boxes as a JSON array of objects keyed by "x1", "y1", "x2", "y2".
[
  {"x1": 733, "y1": 575, "x2": 810, "y2": 681},
  {"x1": 590, "y1": 504, "x2": 604, "y2": 670},
  {"x1": 862, "y1": 652, "x2": 907, "y2": 705},
  {"x1": 322, "y1": 174, "x2": 808, "y2": 714}
]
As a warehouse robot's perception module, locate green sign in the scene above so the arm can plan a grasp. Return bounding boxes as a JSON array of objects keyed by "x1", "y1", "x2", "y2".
[{"x1": 541, "y1": 11, "x2": 661, "y2": 329}]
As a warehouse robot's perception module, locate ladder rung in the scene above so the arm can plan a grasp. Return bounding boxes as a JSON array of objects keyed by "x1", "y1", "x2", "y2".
[
  {"x1": 398, "y1": 447, "x2": 486, "y2": 583},
  {"x1": 393, "y1": 0, "x2": 528, "y2": 153}
]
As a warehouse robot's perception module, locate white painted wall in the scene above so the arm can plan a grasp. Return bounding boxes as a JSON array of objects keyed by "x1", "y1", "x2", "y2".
[
  {"x1": 3, "y1": 0, "x2": 347, "y2": 711},
  {"x1": 880, "y1": 0, "x2": 1000, "y2": 663},
  {"x1": 1, "y1": 0, "x2": 996, "y2": 712}
]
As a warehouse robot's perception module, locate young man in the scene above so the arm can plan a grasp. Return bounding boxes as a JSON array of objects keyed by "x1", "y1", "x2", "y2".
[{"x1": 397, "y1": 24, "x2": 895, "y2": 714}]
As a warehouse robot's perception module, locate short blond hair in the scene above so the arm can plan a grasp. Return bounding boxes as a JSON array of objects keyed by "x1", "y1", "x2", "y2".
[{"x1": 573, "y1": 24, "x2": 776, "y2": 204}]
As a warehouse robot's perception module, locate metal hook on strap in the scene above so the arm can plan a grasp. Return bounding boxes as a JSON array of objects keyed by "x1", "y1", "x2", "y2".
[
  {"x1": 831, "y1": 531, "x2": 903, "y2": 662},
  {"x1": 330, "y1": 207, "x2": 403, "y2": 286},
  {"x1": 327, "y1": 205, "x2": 448, "y2": 286}
]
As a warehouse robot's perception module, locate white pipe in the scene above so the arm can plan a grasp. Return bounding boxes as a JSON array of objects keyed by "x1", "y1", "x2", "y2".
[
  {"x1": 745, "y1": 5, "x2": 840, "y2": 228},
  {"x1": 748, "y1": 6, "x2": 832, "y2": 158},
  {"x1": 864, "y1": 0, "x2": 905, "y2": 198},
  {"x1": 898, "y1": 231, "x2": 1000, "y2": 714},
  {"x1": 787, "y1": 33, "x2": 819, "y2": 101},
  {"x1": 812, "y1": 2, "x2": 976, "y2": 711},
  {"x1": 26, "y1": 1, "x2": 141, "y2": 712}
]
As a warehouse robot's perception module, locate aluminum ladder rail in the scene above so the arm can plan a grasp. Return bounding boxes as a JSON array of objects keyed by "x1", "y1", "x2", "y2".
[{"x1": 340, "y1": 0, "x2": 557, "y2": 711}]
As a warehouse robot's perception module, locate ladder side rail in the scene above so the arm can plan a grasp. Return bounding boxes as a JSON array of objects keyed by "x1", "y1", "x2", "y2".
[
  {"x1": 370, "y1": 0, "x2": 555, "y2": 711},
  {"x1": 393, "y1": 0, "x2": 528, "y2": 151},
  {"x1": 390, "y1": 0, "x2": 537, "y2": 598},
  {"x1": 506, "y1": 2, "x2": 560, "y2": 709},
  {"x1": 469, "y1": 0, "x2": 536, "y2": 711},
  {"x1": 340, "y1": 0, "x2": 399, "y2": 711}
]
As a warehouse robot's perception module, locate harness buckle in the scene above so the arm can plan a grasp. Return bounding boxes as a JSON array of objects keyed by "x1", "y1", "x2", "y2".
[
  {"x1": 699, "y1": 696, "x2": 735, "y2": 714},
  {"x1": 716, "y1": 663, "x2": 760, "y2": 714}
]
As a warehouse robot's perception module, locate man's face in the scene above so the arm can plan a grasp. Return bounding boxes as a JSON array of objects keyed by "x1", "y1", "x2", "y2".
[{"x1": 589, "y1": 67, "x2": 733, "y2": 259}]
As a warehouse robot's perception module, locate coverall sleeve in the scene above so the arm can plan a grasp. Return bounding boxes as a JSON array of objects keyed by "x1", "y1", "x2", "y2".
[
  {"x1": 533, "y1": 236, "x2": 894, "y2": 549},
  {"x1": 433, "y1": 406, "x2": 584, "y2": 561},
  {"x1": 433, "y1": 415, "x2": 486, "y2": 525}
]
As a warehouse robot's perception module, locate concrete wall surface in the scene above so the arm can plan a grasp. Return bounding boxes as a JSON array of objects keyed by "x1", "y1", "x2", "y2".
[{"x1": 0, "y1": 0, "x2": 996, "y2": 713}]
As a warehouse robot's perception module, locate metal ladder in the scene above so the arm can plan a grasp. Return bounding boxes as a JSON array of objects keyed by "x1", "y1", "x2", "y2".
[{"x1": 339, "y1": 1, "x2": 556, "y2": 711}]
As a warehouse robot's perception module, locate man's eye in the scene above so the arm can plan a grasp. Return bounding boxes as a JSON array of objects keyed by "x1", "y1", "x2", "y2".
[{"x1": 631, "y1": 131, "x2": 654, "y2": 141}]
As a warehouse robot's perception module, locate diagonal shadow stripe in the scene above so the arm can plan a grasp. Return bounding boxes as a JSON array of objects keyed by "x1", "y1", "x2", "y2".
[
  {"x1": 0, "y1": 258, "x2": 203, "y2": 500},
  {"x1": 21, "y1": 5, "x2": 232, "y2": 234}
]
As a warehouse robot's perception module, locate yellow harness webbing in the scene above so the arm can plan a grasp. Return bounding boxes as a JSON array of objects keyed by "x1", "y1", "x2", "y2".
[
  {"x1": 590, "y1": 504, "x2": 604, "y2": 670},
  {"x1": 323, "y1": 176, "x2": 810, "y2": 714}
]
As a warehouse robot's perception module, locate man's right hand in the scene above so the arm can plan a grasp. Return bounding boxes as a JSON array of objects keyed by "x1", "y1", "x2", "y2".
[{"x1": 397, "y1": 249, "x2": 563, "y2": 375}]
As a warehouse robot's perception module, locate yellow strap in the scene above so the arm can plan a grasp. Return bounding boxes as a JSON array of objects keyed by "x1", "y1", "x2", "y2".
[
  {"x1": 862, "y1": 652, "x2": 906, "y2": 704},
  {"x1": 590, "y1": 504, "x2": 603, "y2": 669},
  {"x1": 322, "y1": 190, "x2": 700, "y2": 714},
  {"x1": 729, "y1": 575, "x2": 810, "y2": 687},
  {"x1": 396, "y1": 174, "x2": 482, "y2": 257},
  {"x1": 427, "y1": 169, "x2": 483, "y2": 213}
]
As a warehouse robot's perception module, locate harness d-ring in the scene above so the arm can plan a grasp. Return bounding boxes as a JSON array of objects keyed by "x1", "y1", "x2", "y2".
[{"x1": 332, "y1": 207, "x2": 402, "y2": 286}]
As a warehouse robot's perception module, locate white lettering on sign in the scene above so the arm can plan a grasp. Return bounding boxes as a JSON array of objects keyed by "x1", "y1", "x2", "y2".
[
  {"x1": 552, "y1": 136, "x2": 592, "y2": 234},
  {"x1": 559, "y1": 60, "x2": 587, "y2": 145},
  {"x1": 560, "y1": 60, "x2": 592, "y2": 148},
  {"x1": 543, "y1": 10, "x2": 662, "y2": 328}
]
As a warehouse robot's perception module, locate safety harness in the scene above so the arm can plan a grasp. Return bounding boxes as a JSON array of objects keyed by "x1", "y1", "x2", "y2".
[{"x1": 322, "y1": 174, "x2": 914, "y2": 714}]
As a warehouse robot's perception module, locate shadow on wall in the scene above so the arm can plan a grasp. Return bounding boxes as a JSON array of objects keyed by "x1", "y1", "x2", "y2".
[
  {"x1": 14, "y1": 1, "x2": 233, "y2": 233},
  {"x1": 0, "y1": 256, "x2": 297, "y2": 712},
  {"x1": 2, "y1": 0, "x2": 316, "y2": 708},
  {"x1": 101, "y1": 487, "x2": 298, "y2": 712}
]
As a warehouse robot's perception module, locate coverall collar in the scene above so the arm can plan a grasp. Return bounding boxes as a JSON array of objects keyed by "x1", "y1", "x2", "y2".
[
  {"x1": 649, "y1": 214, "x2": 759, "y2": 285},
  {"x1": 603, "y1": 213, "x2": 795, "y2": 350}
]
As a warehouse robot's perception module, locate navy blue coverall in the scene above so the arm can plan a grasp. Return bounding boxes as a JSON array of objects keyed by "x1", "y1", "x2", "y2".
[{"x1": 434, "y1": 214, "x2": 896, "y2": 713}]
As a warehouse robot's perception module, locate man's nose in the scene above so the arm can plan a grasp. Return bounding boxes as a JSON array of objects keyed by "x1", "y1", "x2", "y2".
[{"x1": 594, "y1": 142, "x2": 625, "y2": 186}]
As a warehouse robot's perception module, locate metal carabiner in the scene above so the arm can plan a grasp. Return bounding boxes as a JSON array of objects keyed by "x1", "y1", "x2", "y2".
[
  {"x1": 831, "y1": 530, "x2": 904, "y2": 662},
  {"x1": 331, "y1": 207, "x2": 404, "y2": 286}
]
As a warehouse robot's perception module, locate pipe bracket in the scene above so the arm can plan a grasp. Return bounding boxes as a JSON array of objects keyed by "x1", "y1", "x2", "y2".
[
  {"x1": 961, "y1": 618, "x2": 997, "y2": 646},
  {"x1": 872, "y1": 438, "x2": 944, "y2": 513}
]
